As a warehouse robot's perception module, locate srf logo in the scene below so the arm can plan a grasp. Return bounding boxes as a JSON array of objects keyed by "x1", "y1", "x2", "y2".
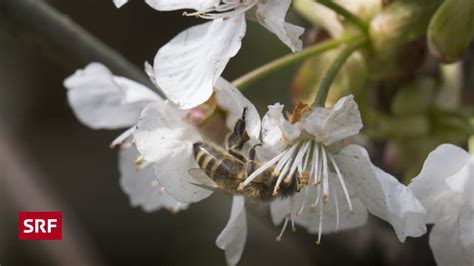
[{"x1": 18, "y1": 212, "x2": 62, "y2": 240}]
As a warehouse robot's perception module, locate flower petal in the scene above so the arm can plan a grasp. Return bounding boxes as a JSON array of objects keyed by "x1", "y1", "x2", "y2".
[
  {"x1": 153, "y1": 152, "x2": 213, "y2": 203},
  {"x1": 216, "y1": 195, "x2": 247, "y2": 266},
  {"x1": 303, "y1": 95, "x2": 362, "y2": 146},
  {"x1": 409, "y1": 144, "x2": 470, "y2": 223},
  {"x1": 270, "y1": 198, "x2": 291, "y2": 225},
  {"x1": 134, "y1": 101, "x2": 211, "y2": 203},
  {"x1": 458, "y1": 202, "x2": 474, "y2": 264},
  {"x1": 113, "y1": 0, "x2": 128, "y2": 8},
  {"x1": 255, "y1": 0, "x2": 304, "y2": 52},
  {"x1": 296, "y1": 178, "x2": 368, "y2": 233},
  {"x1": 429, "y1": 215, "x2": 471, "y2": 266},
  {"x1": 64, "y1": 63, "x2": 161, "y2": 129},
  {"x1": 214, "y1": 78, "x2": 261, "y2": 140},
  {"x1": 153, "y1": 16, "x2": 246, "y2": 109},
  {"x1": 336, "y1": 145, "x2": 427, "y2": 242},
  {"x1": 118, "y1": 147, "x2": 188, "y2": 212},
  {"x1": 262, "y1": 103, "x2": 301, "y2": 151},
  {"x1": 134, "y1": 101, "x2": 200, "y2": 163},
  {"x1": 145, "y1": 0, "x2": 219, "y2": 11}
]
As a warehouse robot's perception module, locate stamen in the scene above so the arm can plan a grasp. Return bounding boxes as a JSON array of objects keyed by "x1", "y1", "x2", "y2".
[
  {"x1": 311, "y1": 145, "x2": 320, "y2": 186},
  {"x1": 297, "y1": 141, "x2": 312, "y2": 176},
  {"x1": 310, "y1": 185, "x2": 321, "y2": 210},
  {"x1": 332, "y1": 186, "x2": 340, "y2": 232},
  {"x1": 276, "y1": 214, "x2": 291, "y2": 241},
  {"x1": 316, "y1": 198, "x2": 324, "y2": 245},
  {"x1": 284, "y1": 142, "x2": 309, "y2": 184},
  {"x1": 327, "y1": 152, "x2": 353, "y2": 212},
  {"x1": 239, "y1": 148, "x2": 287, "y2": 189},
  {"x1": 297, "y1": 185, "x2": 309, "y2": 216},
  {"x1": 273, "y1": 144, "x2": 297, "y2": 175},
  {"x1": 110, "y1": 126, "x2": 135, "y2": 149},
  {"x1": 321, "y1": 147, "x2": 329, "y2": 204},
  {"x1": 273, "y1": 155, "x2": 293, "y2": 195},
  {"x1": 134, "y1": 155, "x2": 144, "y2": 165},
  {"x1": 136, "y1": 160, "x2": 151, "y2": 171},
  {"x1": 183, "y1": 0, "x2": 258, "y2": 20}
]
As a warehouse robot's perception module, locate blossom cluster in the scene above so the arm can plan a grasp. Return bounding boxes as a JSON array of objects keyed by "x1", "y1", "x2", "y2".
[{"x1": 63, "y1": 1, "x2": 473, "y2": 266}]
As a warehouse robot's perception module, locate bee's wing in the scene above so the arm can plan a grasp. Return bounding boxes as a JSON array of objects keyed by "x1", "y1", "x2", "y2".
[{"x1": 187, "y1": 168, "x2": 220, "y2": 191}]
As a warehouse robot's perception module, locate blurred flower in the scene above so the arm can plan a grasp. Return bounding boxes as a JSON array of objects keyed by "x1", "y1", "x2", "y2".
[
  {"x1": 63, "y1": 63, "x2": 189, "y2": 212},
  {"x1": 240, "y1": 96, "x2": 427, "y2": 243},
  {"x1": 141, "y1": 0, "x2": 304, "y2": 109},
  {"x1": 409, "y1": 144, "x2": 474, "y2": 266}
]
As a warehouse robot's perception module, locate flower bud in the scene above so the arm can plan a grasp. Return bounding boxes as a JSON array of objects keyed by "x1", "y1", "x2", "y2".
[
  {"x1": 367, "y1": 0, "x2": 442, "y2": 79},
  {"x1": 369, "y1": 0, "x2": 442, "y2": 52},
  {"x1": 428, "y1": 0, "x2": 474, "y2": 63}
]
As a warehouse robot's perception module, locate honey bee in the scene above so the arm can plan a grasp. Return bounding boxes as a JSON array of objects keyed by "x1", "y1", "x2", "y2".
[{"x1": 190, "y1": 108, "x2": 298, "y2": 202}]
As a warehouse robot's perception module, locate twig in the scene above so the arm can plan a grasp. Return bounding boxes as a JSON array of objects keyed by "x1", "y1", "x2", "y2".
[{"x1": 0, "y1": 0, "x2": 164, "y2": 97}]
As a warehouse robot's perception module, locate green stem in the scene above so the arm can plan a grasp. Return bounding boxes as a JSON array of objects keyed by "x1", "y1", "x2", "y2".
[
  {"x1": 313, "y1": 35, "x2": 368, "y2": 107},
  {"x1": 318, "y1": 0, "x2": 369, "y2": 33},
  {"x1": 232, "y1": 36, "x2": 353, "y2": 90}
]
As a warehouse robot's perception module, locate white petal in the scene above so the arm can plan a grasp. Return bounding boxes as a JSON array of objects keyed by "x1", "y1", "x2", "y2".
[
  {"x1": 113, "y1": 0, "x2": 128, "y2": 8},
  {"x1": 118, "y1": 147, "x2": 188, "y2": 212},
  {"x1": 214, "y1": 78, "x2": 261, "y2": 140},
  {"x1": 409, "y1": 144, "x2": 470, "y2": 223},
  {"x1": 255, "y1": 0, "x2": 304, "y2": 52},
  {"x1": 216, "y1": 196, "x2": 247, "y2": 266},
  {"x1": 270, "y1": 197, "x2": 291, "y2": 225},
  {"x1": 153, "y1": 16, "x2": 246, "y2": 109},
  {"x1": 134, "y1": 101, "x2": 200, "y2": 163},
  {"x1": 134, "y1": 101, "x2": 211, "y2": 203},
  {"x1": 336, "y1": 145, "x2": 427, "y2": 242},
  {"x1": 262, "y1": 103, "x2": 301, "y2": 151},
  {"x1": 296, "y1": 178, "x2": 368, "y2": 233},
  {"x1": 145, "y1": 0, "x2": 219, "y2": 11},
  {"x1": 64, "y1": 63, "x2": 161, "y2": 129},
  {"x1": 303, "y1": 95, "x2": 362, "y2": 146},
  {"x1": 430, "y1": 215, "x2": 472, "y2": 266},
  {"x1": 446, "y1": 156, "x2": 474, "y2": 200},
  {"x1": 153, "y1": 153, "x2": 213, "y2": 203},
  {"x1": 459, "y1": 202, "x2": 474, "y2": 264}
]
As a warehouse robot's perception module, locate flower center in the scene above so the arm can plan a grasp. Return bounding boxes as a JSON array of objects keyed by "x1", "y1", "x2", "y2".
[
  {"x1": 239, "y1": 140, "x2": 354, "y2": 243},
  {"x1": 183, "y1": 0, "x2": 258, "y2": 20}
]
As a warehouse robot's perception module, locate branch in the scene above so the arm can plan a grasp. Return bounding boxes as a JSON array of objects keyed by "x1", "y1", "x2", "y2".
[{"x1": 0, "y1": 0, "x2": 164, "y2": 97}]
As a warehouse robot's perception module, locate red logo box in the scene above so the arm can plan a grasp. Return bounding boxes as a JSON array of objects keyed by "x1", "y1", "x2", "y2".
[{"x1": 18, "y1": 212, "x2": 62, "y2": 240}]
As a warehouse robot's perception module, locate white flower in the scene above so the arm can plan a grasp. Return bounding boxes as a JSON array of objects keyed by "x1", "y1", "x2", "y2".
[
  {"x1": 241, "y1": 95, "x2": 427, "y2": 243},
  {"x1": 133, "y1": 78, "x2": 261, "y2": 203},
  {"x1": 133, "y1": 78, "x2": 258, "y2": 265},
  {"x1": 64, "y1": 62, "x2": 188, "y2": 213},
  {"x1": 145, "y1": 0, "x2": 304, "y2": 109},
  {"x1": 409, "y1": 144, "x2": 474, "y2": 266}
]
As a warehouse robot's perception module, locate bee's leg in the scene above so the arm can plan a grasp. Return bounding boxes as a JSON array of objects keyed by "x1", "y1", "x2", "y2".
[
  {"x1": 227, "y1": 108, "x2": 250, "y2": 162},
  {"x1": 246, "y1": 143, "x2": 262, "y2": 176}
]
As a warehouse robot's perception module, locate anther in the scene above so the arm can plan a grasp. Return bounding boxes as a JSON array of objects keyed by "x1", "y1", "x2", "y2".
[
  {"x1": 134, "y1": 155, "x2": 144, "y2": 165},
  {"x1": 322, "y1": 193, "x2": 329, "y2": 204}
]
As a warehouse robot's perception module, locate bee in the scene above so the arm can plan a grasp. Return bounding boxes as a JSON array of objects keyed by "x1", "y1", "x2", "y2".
[{"x1": 190, "y1": 108, "x2": 298, "y2": 202}]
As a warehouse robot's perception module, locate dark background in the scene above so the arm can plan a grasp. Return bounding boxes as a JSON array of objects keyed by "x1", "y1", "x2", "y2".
[{"x1": 0, "y1": 1, "x2": 442, "y2": 265}]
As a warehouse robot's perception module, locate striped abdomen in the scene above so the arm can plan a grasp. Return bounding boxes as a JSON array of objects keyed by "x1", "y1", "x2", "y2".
[{"x1": 192, "y1": 142, "x2": 245, "y2": 183}]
